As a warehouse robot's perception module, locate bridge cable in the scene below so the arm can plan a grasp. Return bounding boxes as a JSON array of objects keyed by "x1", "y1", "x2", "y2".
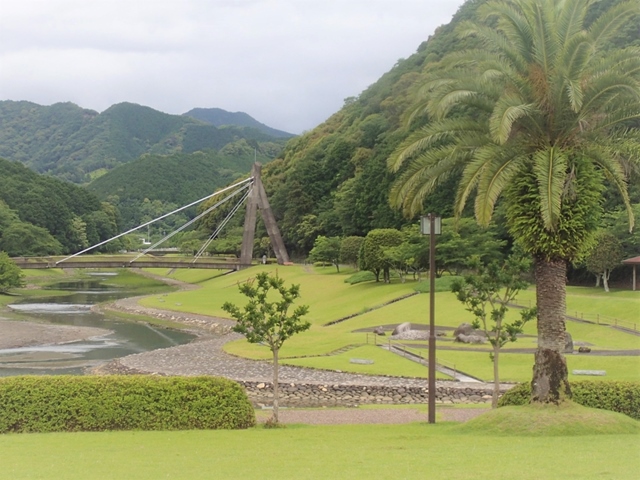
[
  {"x1": 129, "y1": 182, "x2": 252, "y2": 263},
  {"x1": 192, "y1": 186, "x2": 252, "y2": 262},
  {"x1": 56, "y1": 176, "x2": 254, "y2": 265}
]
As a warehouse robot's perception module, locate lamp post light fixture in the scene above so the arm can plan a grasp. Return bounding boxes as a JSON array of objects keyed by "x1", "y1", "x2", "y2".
[{"x1": 420, "y1": 213, "x2": 441, "y2": 424}]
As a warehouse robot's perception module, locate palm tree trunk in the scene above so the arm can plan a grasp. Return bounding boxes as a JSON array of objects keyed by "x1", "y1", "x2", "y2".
[{"x1": 531, "y1": 256, "x2": 571, "y2": 404}]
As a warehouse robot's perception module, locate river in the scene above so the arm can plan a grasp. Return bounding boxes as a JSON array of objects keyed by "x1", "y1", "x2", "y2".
[{"x1": 0, "y1": 273, "x2": 195, "y2": 376}]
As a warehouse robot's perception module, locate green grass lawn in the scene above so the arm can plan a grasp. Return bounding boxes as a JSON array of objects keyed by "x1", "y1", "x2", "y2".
[
  {"x1": 134, "y1": 264, "x2": 640, "y2": 383},
  {"x1": 0, "y1": 422, "x2": 637, "y2": 480}
]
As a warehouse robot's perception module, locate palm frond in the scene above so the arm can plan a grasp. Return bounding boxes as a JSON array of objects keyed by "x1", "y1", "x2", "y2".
[
  {"x1": 528, "y1": 0, "x2": 558, "y2": 75},
  {"x1": 532, "y1": 147, "x2": 568, "y2": 230},
  {"x1": 489, "y1": 95, "x2": 536, "y2": 144},
  {"x1": 473, "y1": 148, "x2": 528, "y2": 225},
  {"x1": 479, "y1": 0, "x2": 534, "y2": 62},
  {"x1": 388, "y1": 119, "x2": 488, "y2": 172},
  {"x1": 389, "y1": 145, "x2": 474, "y2": 217},
  {"x1": 556, "y1": 0, "x2": 592, "y2": 49},
  {"x1": 587, "y1": 0, "x2": 640, "y2": 48}
]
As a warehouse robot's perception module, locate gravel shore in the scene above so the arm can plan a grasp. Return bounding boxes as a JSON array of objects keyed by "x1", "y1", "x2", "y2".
[{"x1": 0, "y1": 319, "x2": 111, "y2": 349}]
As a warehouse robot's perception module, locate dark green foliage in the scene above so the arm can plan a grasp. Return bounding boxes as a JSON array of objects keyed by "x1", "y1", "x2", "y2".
[
  {"x1": 88, "y1": 151, "x2": 262, "y2": 230},
  {"x1": 360, "y1": 228, "x2": 404, "y2": 283},
  {"x1": 0, "y1": 222, "x2": 63, "y2": 256},
  {"x1": 437, "y1": 218, "x2": 506, "y2": 275},
  {"x1": 309, "y1": 236, "x2": 341, "y2": 272},
  {"x1": 257, "y1": 1, "x2": 485, "y2": 252},
  {"x1": 0, "y1": 157, "x2": 110, "y2": 254},
  {"x1": 498, "y1": 381, "x2": 640, "y2": 420},
  {"x1": 340, "y1": 236, "x2": 364, "y2": 268},
  {"x1": 0, "y1": 375, "x2": 256, "y2": 433},
  {"x1": 506, "y1": 163, "x2": 605, "y2": 263},
  {"x1": 0, "y1": 101, "x2": 288, "y2": 183},
  {"x1": 0, "y1": 251, "x2": 24, "y2": 292}
]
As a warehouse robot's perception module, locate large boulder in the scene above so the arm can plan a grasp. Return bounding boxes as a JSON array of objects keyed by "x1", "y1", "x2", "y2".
[
  {"x1": 455, "y1": 333, "x2": 486, "y2": 344},
  {"x1": 373, "y1": 326, "x2": 386, "y2": 336},
  {"x1": 392, "y1": 322, "x2": 412, "y2": 336},
  {"x1": 453, "y1": 323, "x2": 474, "y2": 337}
]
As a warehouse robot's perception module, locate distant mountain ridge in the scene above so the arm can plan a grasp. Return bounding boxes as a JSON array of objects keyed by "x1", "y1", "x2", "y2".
[
  {"x1": 183, "y1": 108, "x2": 294, "y2": 138},
  {"x1": 0, "y1": 100, "x2": 290, "y2": 183}
]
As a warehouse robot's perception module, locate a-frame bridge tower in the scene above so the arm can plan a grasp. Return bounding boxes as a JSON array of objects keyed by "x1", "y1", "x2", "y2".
[{"x1": 240, "y1": 163, "x2": 290, "y2": 265}]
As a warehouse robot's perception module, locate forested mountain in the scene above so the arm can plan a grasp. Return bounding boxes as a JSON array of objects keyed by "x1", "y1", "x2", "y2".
[
  {"x1": 183, "y1": 108, "x2": 294, "y2": 139},
  {"x1": 88, "y1": 149, "x2": 268, "y2": 230},
  {"x1": 253, "y1": 0, "x2": 640, "y2": 257},
  {"x1": 0, "y1": 158, "x2": 120, "y2": 256},
  {"x1": 0, "y1": 101, "x2": 290, "y2": 183}
]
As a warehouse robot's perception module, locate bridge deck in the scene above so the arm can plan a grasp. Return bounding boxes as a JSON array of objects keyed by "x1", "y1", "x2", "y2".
[{"x1": 11, "y1": 257, "x2": 252, "y2": 270}]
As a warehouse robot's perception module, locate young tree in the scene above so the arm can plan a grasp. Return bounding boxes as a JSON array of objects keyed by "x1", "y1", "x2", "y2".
[
  {"x1": 340, "y1": 236, "x2": 364, "y2": 269},
  {"x1": 309, "y1": 236, "x2": 341, "y2": 272},
  {"x1": 451, "y1": 254, "x2": 536, "y2": 408},
  {"x1": 585, "y1": 232, "x2": 624, "y2": 292},
  {"x1": 0, "y1": 251, "x2": 25, "y2": 294},
  {"x1": 389, "y1": 0, "x2": 640, "y2": 404},
  {"x1": 222, "y1": 272, "x2": 310, "y2": 425},
  {"x1": 359, "y1": 228, "x2": 403, "y2": 282}
]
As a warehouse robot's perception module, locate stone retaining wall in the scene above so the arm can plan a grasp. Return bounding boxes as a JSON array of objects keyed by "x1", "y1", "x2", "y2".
[{"x1": 240, "y1": 381, "x2": 511, "y2": 407}]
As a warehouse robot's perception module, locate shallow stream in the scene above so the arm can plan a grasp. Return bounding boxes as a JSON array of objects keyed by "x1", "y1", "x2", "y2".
[{"x1": 0, "y1": 273, "x2": 194, "y2": 375}]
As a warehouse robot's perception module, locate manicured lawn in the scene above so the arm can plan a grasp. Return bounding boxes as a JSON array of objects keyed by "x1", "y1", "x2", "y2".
[
  {"x1": 135, "y1": 264, "x2": 640, "y2": 382},
  {"x1": 281, "y1": 344, "x2": 448, "y2": 379},
  {"x1": 0, "y1": 423, "x2": 637, "y2": 480}
]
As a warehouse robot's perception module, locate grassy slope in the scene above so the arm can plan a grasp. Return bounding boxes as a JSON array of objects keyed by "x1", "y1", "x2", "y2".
[
  {"x1": 0, "y1": 423, "x2": 637, "y2": 480},
  {"x1": 136, "y1": 264, "x2": 640, "y2": 382}
]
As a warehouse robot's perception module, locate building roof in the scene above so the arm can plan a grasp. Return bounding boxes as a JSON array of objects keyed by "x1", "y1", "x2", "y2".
[{"x1": 622, "y1": 256, "x2": 640, "y2": 265}]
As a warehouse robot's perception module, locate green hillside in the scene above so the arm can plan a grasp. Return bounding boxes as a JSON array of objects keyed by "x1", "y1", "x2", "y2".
[
  {"x1": 0, "y1": 101, "x2": 289, "y2": 183},
  {"x1": 88, "y1": 150, "x2": 270, "y2": 230},
  {"x1": 184, "y1": 107, "x2": 294, "y2": 139},
  {"x1": 254, "y1": 0, "x2": 640, "y2": 257},
  {"x1": 0, "y1": 158, "x2": 120, "y2": 255}
]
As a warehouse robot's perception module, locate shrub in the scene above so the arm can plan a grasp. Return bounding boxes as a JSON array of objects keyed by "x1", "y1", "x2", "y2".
[
  {"x1": 0, "y1": 375, "x2": 255, "y2": 433},
  {"x1": 498, "y1": 381, "x2": 640, "y2": 420}
]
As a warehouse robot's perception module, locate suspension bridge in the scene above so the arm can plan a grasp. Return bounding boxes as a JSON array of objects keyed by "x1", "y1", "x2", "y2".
[{"x1": 11, "y1": 163, "x2": 290, "y2": 271}]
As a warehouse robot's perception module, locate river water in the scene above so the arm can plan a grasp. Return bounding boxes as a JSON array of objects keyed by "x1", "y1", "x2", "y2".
[{"x1": 0, "y1": 273, "x2": 195, "y2": 376}]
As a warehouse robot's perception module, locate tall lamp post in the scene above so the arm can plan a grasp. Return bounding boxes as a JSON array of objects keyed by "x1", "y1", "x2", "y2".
[{"x1": 421, "y1": 213, "x2": 441, "y2": 424}]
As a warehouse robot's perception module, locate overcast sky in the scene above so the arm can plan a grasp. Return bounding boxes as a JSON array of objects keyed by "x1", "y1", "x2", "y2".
[{"x1": 0, "y1": 0, "x2": 465, "y2": 134}]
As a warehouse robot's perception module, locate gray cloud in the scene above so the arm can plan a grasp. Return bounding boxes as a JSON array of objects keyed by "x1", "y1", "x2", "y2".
[{"x1": 0, "y1": 0, "x2": 465, "y2": 133}]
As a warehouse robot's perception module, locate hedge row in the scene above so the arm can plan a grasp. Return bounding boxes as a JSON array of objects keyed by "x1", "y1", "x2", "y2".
[
  {"x1": 0, "y1": 375, "x2": 256, "y2": 433},
  {"x1": 498, "y1": 381, "x2": 640, "y2": 420}
]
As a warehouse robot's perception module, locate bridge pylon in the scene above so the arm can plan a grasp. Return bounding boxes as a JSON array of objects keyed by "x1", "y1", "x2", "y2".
[{"x1": 240, "y1": 163, "x2": 290, "y2": 265}]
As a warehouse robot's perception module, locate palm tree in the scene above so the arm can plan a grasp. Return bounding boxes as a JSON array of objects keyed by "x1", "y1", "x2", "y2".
[{"x1": 388, "y1": 0, "x2": 640, "y2": 403}]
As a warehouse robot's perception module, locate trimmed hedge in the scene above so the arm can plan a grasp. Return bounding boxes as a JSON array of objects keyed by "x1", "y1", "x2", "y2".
[
  {"x1": 0, "y1": 375, "x2": 255, "y2": 433},
  {"x1": 498, "y1": 381, "x2": 640, "y2": 420}
]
